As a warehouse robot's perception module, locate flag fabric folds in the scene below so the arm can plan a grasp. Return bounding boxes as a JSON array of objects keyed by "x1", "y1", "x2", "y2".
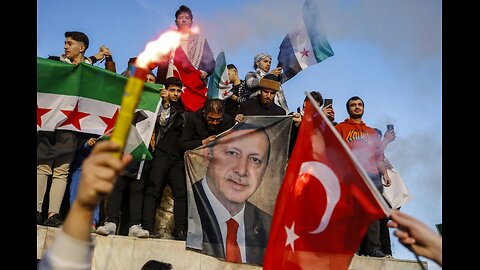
[
  {"x1": 277, "y1": 0, "x2": 334, "y2": 82},
  {"x1": 170, "y1": 46, "x2": 208, "y2": 112},
  {"x1": 263, "y1": 94, "x2": 390, "y2": 269},
  {"x1": 37, "y1": 57, "x2": 161, "y2": 161},
  {"x1": 207, "y1": 51, "x2": 233, "y2": 99}
]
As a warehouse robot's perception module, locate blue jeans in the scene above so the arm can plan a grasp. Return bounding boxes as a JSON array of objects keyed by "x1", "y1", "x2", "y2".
[{"x1": 69, "y1": 167, "x2": 100, "y2": 225}]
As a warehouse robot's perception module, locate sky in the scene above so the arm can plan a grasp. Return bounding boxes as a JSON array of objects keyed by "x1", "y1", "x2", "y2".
[{"x1": 37, "y1": 0, "x2": 442, "y2": 268}]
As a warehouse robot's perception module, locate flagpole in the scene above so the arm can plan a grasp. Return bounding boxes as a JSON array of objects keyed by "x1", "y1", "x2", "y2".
[{"x1": 413, "y1": 249, "x2": 427, "y2": 270}]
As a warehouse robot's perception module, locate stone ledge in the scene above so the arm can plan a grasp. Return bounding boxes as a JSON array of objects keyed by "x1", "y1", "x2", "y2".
[{"x1": 37, "y1": 225, "x2": 428, "y2": 269}]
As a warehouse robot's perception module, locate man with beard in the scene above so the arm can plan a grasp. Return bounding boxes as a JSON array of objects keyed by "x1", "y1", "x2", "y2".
[
  {"x1": 244, "y1": 52, "x2": 289, "y2": 112},
  {"x1": 234, "y1": 73, "x2": 286, "y2": 123},
  {"x1": 180, "y1": 98, "x2": 234, "y2": 153},
  {"x1": 335, "y1": 96, "x2": 392, "y2": 258}
]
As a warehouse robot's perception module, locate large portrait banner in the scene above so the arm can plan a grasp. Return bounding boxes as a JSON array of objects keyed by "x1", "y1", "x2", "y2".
[{"x1": 185, "y1": 115, "x2": 292, "y2": 266}]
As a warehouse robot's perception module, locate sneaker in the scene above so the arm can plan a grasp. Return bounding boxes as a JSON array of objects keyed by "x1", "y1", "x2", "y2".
[
  {"x1": 128, "y1": 224, "x2": 150, "y2": 238},
  {"x1": 43, "y1": 213, "x2": 63, "y2": 227},
  {"x1": 37, "y1": 211, "x2": 43, "y2": 225},
  {"x1": 96, "y1": 222, "x2": 117, "y2": 236}
]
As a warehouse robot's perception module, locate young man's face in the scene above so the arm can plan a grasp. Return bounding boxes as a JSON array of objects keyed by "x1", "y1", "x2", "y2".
[
  {"x1": 206, "y1": 129, "x2": 269, "y2": 209},
  {"x1": 256, "y1": 58, "x2": 271, "y2": 73},
  {"x1": 260, "y1": 89, "x2": 276, "y2": 106},
  {"x1": 175, "y1": 12, "x2": 193, "y2": 32},
  {"x1": 64, "y1": 37, "x2": 85, "y2": 60},
  {"x1": 227, "y1": 68, "x2": 237, "y2": 83},
  {"x1": 166, "y1": 84, "x2": 182, "y2": 102},
  {"x1": 347, "y1": 99, "x2": 364, "y2": 118}
]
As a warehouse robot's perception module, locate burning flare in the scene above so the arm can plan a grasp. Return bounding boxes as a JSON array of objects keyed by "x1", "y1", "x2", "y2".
[
  {"x1": 136, "y1": 30, "x2": 182, "y2": 69},
  {"x1": 110, "y1": 30, "x2": 181, "y2": 159}
]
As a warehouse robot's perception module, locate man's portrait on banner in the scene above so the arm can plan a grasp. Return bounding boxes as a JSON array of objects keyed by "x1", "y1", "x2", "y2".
[{"x1": 185, "y1": 117, "x2": 291, "y2": 266}]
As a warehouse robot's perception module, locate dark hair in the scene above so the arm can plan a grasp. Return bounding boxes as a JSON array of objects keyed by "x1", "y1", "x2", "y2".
[
  {"x1": 175, "y1": 5, "x2": 193, "y2": 20},
  {"x1": 64, "y1": 31, "x2": 89, "y2": 51},
  {"x1": 373, "y1": 128, "x2": 382, "y2": 137},
  {"x1": 304, "y1": 91, "x2": 323, "y2": 106},
  {"x1": 346, "y1": 96, "x2": 364, "y2": 111},
  {"x1": 127, "y1": 57, "x2": 137, "y2": 66},
  {"x1": 227, "y1": 64, "x2": 237, "y2": 71},
  {"x1": 202, "y1": 98, "x2": 225, "y2": 115},
  {"x1": 141, "y1": 260, "x2": 172, "y2": 270},
  {"x1": 164, "y1": 76, "x2": 182, "y2": 89}
]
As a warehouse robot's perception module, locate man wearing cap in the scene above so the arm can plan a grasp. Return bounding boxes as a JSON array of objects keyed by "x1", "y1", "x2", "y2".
[
  {"x1": 235, "y1": 73, "x2": 287, "y2": 122},
  {"x1": 244, "y1": 53, "x2": 289, "y2": 112}
]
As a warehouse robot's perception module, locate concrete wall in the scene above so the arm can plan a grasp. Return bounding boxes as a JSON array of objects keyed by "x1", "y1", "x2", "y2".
[{"x1": 38, "y1": 225, "x2": 428, "y2": 270}]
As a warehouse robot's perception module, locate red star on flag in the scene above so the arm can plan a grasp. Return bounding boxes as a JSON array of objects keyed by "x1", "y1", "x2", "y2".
[
  {"x1": 58, "y1": 101, "x2": 90, "y2": 130},
  {"x1": 37, "y1": 104, "x2": 52, "y2": 127},
  {"x1": 99, "y1": 108, "x2": 119, "y2": 134},
  {"x1": 300, "y1": 48, "x2": 310, "y2": 57}
]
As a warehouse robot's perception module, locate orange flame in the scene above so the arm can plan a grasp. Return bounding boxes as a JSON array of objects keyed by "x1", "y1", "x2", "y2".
[{"x1": 136, "y1": 30, "x2": 182, "y2": 69}]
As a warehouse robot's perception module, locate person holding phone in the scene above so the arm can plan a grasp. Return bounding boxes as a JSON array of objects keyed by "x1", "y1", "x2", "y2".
[
  {"x1": 244, "y1": 52, "x2": 289, "y2": 112},
  {"x1": 335, "y1": 96, "x2": 391, "y2": 258},
  {"x1": 288, "y1": 91, "x2": 336, "y2": 157}
]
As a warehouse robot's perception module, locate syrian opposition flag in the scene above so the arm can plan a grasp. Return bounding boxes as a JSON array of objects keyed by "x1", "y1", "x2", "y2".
[
  {"x1": 263, "y1": 93, "x2": 390, "y2": 269},
  {"x1": 277, "y1": 0, "x2": 334, "y2": 82},
  {"x1": 37, "y1": 57, "x2": 161, "y2": 161},
  {"x1": 168, "y1": 46, "x2": 208, "y2": 112},
  {"x1": 207, "y1": 51, "x2": 233, "y2": 100}
]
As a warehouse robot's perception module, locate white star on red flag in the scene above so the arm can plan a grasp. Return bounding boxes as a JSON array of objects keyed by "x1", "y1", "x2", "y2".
[{"x1": 285, "y1": 222, "x2": 300, "y2": 252}]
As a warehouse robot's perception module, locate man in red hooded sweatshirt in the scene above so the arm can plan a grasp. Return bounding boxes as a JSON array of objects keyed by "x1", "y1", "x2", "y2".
[{"x1": 335, "y1": 96, "x2": 392, "y2": 258}]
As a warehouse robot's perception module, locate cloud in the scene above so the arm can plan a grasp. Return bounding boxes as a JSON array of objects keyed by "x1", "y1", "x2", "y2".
[
  {"x1": 199, "y1": 0, "x2": 441, "y2": 66},
  {"x1": 199, "y1": 0, "x2": 302, "y2": 54},
  {"x1": 386, "y1": 134, "x2": 442, "y2": 222}
]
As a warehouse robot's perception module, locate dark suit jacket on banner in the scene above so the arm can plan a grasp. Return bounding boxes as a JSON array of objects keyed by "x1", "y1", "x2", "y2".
[{"x1": 192, "y1": 180, "x2": 272, "y2": 266}]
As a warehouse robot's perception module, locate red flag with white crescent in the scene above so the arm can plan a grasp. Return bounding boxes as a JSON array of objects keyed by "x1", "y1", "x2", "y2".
[
  {"x1": 171, "y1": 46, "x2": 208, "y2": 112},
  {"x1": 263, "y1": 94, "x2": 390, "y2": 269}
]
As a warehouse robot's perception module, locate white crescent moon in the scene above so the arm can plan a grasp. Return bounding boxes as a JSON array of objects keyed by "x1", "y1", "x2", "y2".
[{"x1": 298, "y1": 161, "x2": 341, "y2": 234}]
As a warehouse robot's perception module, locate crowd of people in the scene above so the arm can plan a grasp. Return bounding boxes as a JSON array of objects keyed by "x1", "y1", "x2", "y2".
[{"x1": 37, "y1": 4, "x2": 441, "y2": 269}]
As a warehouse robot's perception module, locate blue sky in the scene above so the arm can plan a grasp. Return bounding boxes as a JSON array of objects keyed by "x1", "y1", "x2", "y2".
[{"x1": 37, "y1": 0, "x2": 442, "y2": 268}]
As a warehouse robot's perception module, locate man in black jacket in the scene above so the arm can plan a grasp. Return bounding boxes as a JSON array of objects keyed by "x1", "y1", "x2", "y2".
[
  {"x1": 179, "y1": 98, "x2": 234, "y2": 153},
  {"x1": 141, "y1": 77, "x2": 188, "y2": 239},
  {"x1": 234, "y1": 73, "x2": 286, "y2": 123}
]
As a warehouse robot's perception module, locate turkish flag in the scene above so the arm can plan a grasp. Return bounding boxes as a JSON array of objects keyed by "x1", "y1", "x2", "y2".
[
  {"x1": 171, "y1": 46, "x2": 207, "y2": 112},
  {"x1": 263, "y1": 96, "x2": 390, "y2": 269}
]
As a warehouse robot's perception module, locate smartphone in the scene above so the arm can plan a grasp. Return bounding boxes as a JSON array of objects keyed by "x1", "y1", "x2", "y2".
[
  {"x1": 324, "y1": 99, "x2": 333, "y2": 107},
  {"x1": 387, "y1": 124, "x2": 394, "y2": 131}
]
